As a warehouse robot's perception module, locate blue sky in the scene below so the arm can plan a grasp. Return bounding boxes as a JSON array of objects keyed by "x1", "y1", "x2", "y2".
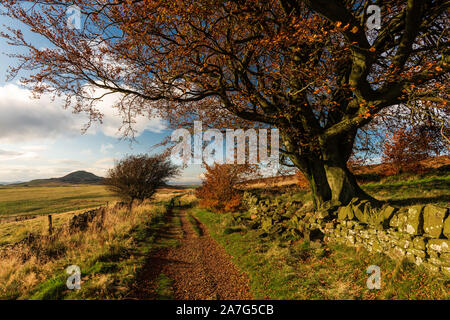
[{"x1": 0, "y1": 13, "x2": 203, "y2": 184}]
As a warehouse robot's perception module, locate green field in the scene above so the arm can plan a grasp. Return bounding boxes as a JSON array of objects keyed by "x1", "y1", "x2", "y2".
[{"x1": 0, "y1": 185, "x2": 117, "y2": 218}]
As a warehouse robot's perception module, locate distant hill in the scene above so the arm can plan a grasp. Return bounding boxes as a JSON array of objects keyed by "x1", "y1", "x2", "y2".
[
  {"x1": 59, "y1": 171, "x2": 104, "y2": 184},
  {"x1": 14, "y1": 171, "x2": 104, "y2": 187}
]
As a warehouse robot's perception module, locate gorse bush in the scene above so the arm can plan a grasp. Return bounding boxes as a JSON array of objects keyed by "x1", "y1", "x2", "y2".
[{"x1": 195, "y1": 163, "x2": 257, "y2": 213}]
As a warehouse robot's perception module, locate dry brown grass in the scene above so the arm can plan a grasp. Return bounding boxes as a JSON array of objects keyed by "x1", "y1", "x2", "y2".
[
  {"x1": 238, "y1": 175, "x2": 299, "y2": 190},
  {"x1": 0, "y1": 209, "x2": 98, "y2": 246},
  {"x1": 0, "y1": 187, "x2": 189, "y2": 247},
  {"x1": 0, "y1": 199, "x2": 167, "y2": 299}
]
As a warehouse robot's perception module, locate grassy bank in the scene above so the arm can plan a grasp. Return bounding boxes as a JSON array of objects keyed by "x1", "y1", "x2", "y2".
[
  {"x1": 193, "y1": 208, "x2": 450, "y2": 300},
  {"x1": 0, "y1": 200, "x2": 176, "y2": 300},
  {"x1": 245, "y1": 170, "x2": 450, "y2": 210},
  {"x1": 362, "y1": 175, "x2": 450, "y2": 208}
]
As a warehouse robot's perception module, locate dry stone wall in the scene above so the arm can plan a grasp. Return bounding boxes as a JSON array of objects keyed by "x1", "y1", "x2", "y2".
[
  {"x1": 241, "y1": 192, "x2": 450, "y2": 276},
  {"x1": 319, "y1": 199, "x2": 450, "y2": 277}
]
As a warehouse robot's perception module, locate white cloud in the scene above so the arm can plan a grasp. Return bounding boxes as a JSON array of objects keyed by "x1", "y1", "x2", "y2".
[
  {"x1": 49, "y1": 159, "x2": 86, "y2": 166},
  {"x1": 171, "y1": 167, "x2": 203, "y2": 184},
  {"x1": 0, "y1": 149, "x2": 24, "y2": 160},
  {"x1": 0, "y1": 148, "x2": 37, "y2": 161},
  {"x1": 0, "y1": 164, "x2": 74, "y2": 181},
  {"x1": 20, "y1": 145, "x2": 49, "y2": 152},
  {"x1": 85, "y1": 157, "x2": 116, "y2": 177},
  {"x1": 95, "y1": 157, "x2": 116, "y2": 165},
  {"x1": 0, "y1": 83, "x2": 166, "y2": 143},
  {"x1": 0, "y1": 84, "x2": 84, "y2": 143},
  {"x1": 0, "y1": 156, "x2": 117, "y2": 182},
  {"x1": 85, "y1": 87, "x2": 166, "y2": 137},
  {"x1": 0, "y1": 82, "x2": 171, "y2": 182}
]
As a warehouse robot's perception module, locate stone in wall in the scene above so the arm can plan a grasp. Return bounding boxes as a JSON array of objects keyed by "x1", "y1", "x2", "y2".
[
  {"x1": 412, "y1": 237, "x2": 426, "y2": 250},
  {"x1": 423, "y1": 204, "x2": 447, "y2": 238},
  {"x1": 341, "y1": 199, "x2": 396, "y2": 228},
  {"x1": 427, "y1": 239, "x2": 450, "y2": 253},
  {"x1": 438, "y1": 253, "x2": 450, "y2": 275},
  {"x1": 337, "y1": 206, "x2": 353, "y2": 221},
  {"x1": 440, "y1": 253, "x2": 450, "y2": 263},
  {"x1": 389, "y1": 210, "x2": 408, "y2": 231},
  {"x1": 381, "y1": 205, "x2": 397, "y2": 224},
  {"x1": 352, "y1": 200, "x2": 368, "y2": 223},
  {"x1": 400, "y1": 211, "x2": 409, "y2": 231},
  {"x1": 443, "y1": 215, "x2": 450, "y2": 239},
  {"x1": 314, "y1": 201, "x2": 450, "y2": 276},
  {"x1": 421, "y1": 262, "x2": 440, "y2": 273},
  {"x1": 398, "y1": 237, "x2": 412, "y2": 250},
  {"x1": 405, "y1": 205, "x2": 424, "y2": 235},
  {"x1": 408, "y1": 248, "x2": 426, "y2": 259},
  {"x1": 387, "y1": 246, "x2": 406, "y2": 259},
  {"x1": 442, "y1": 267, "x2": 450, "y2": 277}
]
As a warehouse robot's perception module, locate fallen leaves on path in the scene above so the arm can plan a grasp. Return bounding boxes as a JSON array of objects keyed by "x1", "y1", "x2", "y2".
[{"x1": 130, "y1": 210, "x2": 252, "y2": 300}]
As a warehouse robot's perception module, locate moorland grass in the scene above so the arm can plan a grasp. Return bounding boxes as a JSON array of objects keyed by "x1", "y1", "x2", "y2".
[{"x1": 250, "y1": 171, "x2": 450, "y2": 209}]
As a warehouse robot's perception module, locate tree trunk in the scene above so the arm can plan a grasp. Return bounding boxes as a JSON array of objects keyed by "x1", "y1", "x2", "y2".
[
  {"x1": 301, "y1": 157, "x2": 374, "y2": 208},
  {"x1": 324, "y1": 136, "x2": 376, "y2": 204},
  {"x1": 323, "y1": 158, "x2": 374, "y2": 204},
  {"x1": 301, "y1": 156, "x2": 332, "y2": 209},
  {"x1": 290, "y1": 141, "x2": 375, "y2": 210},
  {"x1": 283, "y1": 128, "x2": 375, "y2": 209}
]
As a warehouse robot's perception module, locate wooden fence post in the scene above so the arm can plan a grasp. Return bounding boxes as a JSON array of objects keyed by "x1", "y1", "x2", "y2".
[{"x1": 48, "y1": 215, "x2": 53, "y2": 236}]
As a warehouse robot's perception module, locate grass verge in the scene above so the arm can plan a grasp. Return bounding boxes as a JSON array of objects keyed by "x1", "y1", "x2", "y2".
[
  {"x1": 154, "y1": 273, "x2": 174, "y2": 300},
  {"x1": 187, "y1": 213, "x2": 202, "y2": 236}
]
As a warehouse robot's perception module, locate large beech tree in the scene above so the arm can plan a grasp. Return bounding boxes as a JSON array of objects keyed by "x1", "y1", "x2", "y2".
[{"x1": 1, "y1": 0, "x2": 449, "y2": 208}]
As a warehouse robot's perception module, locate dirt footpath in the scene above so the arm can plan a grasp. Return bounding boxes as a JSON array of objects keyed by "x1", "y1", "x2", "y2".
[{"x1": 130, "y1": 209, "x2": 252, "y2": 300}]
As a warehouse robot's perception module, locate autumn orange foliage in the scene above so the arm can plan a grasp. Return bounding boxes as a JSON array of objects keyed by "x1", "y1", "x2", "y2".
[
  {"x1": 195, "y1": 163, "x2": 256, "y2": 213},
  {"x1": 382, "y1": 126, "x2": 446, "y2": 175}
]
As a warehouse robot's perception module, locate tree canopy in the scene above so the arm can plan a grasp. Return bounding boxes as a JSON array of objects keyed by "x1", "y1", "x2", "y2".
[
  {"x1": 1, "y1": 0, "x2": 448, "y2": 207},
  {"x1": 105, "y1": 154, "x2": 179, "y2": 202}
]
